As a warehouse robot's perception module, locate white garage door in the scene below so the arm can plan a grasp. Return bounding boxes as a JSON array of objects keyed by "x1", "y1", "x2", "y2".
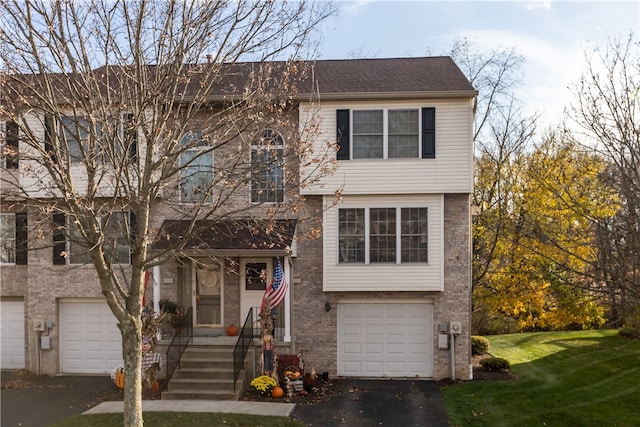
[
  {"x1": 1, "y1": 300, "x2": 25, "y2": 369},
  {"x1": 60, "y1": 300, "x2": 123, "y2": 374},
  {"x1": 338, "y1": 302, "x2": 433, "y2": 377}
]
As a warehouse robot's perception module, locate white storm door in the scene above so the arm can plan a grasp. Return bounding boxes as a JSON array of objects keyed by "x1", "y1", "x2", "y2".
[
  {"x1": 240, "y1": 258, "x2": 272, "y2": 322},
  {"x1": 193, "y1": 262, "x2": 223, "y2": 326}
]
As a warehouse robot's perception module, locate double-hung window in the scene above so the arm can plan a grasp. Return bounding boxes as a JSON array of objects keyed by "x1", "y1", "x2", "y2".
[
  {"x1": 1, "y1": 121, "x2": 19, "y2": 169},
  {"x1": 338, "y1": 207, "x2": 428, "y2": 264},
  {"x1": 1, "y1": 213, "x2": 16, "y2": 264},
  {"x1": 53, "y1": 212, "x2": 133, "y2": 265},
  {"x1": 251, "y1": 129, "x2": 284, "y2": 203},
  {"x1": 60, "y1": 116, "x2": 91, "y2": 162},
  {"x1": 179, "y1": 130, "x2": 214, "y2": 204},
  {"x1": 1, "y1": 212, "x2": 27, "y2": 265},
  {"x1": 336, "y1": 107, "x2": 435, "y2": 160}
]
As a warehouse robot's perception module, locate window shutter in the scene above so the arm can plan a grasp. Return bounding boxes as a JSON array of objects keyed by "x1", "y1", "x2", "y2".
[
  {"x1": 15, "y1": 212, "x2": 27, "y2": 265},
  {"x1": 421, "y1": 107, "x2": 436, "y2": 159},
  {"x1": 336, "y1": 109, "x2": 350, "y2": 160},
  {"x1": 44, "y1": 115, "x2": 57, "y2": 164},
  {"x1": 5, "y1": 121, "x2": 19, "y2": 169},
  {"x1": 52, "y1": 213, "x2": 66, "y2": 265}
]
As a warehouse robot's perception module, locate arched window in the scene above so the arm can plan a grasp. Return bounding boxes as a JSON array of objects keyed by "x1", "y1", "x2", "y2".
[
  {"x1": 179, "y1": 130, "x2": 213, "y2": 203},
  {"x1": 251, "y1": 129, "x2": 284, "y2": 203}
]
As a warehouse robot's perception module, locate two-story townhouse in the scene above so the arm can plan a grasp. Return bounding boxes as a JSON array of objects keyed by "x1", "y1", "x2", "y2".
[{"x1": 0, "y1": 56, "x2": 476, "y2": 383}]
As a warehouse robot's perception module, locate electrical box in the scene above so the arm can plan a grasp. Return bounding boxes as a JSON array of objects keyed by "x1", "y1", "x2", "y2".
[
  {"x1": 437, "y1": 334, "x2": 449, "y2": 349},
  {"x1": 438, "y1": 322, "x2": 449, "y2": 333},
  {"x1": 33, "y1": 319, "x2": 45, "y2": 332},
  {"x1": 41, "y1": 336, "x2": 52, "y2": 350},
  {"x1": 449, "y1": 321, "x2": 462, "y2": 335}
]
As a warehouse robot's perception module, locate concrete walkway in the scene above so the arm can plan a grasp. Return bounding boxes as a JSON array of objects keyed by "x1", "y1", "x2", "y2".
[{"x1": 84, "y1": 400, "x2": 296, "y2": 417}]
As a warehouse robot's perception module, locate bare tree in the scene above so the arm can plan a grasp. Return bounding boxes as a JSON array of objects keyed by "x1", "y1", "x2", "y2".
[
  {"x1": 446, "y1": 40, "x2": 539, "y2": 331},
  {"x1": 568, "y1": 33, "x2": 640, "y2": 330},
  {"x1": 0, "y1": 1, "x2": 336, "y2": 425}
]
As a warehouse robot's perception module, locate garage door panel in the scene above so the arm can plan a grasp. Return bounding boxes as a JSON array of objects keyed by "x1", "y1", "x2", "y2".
[
  {"x1": 60, "y1": 301, "x2": 122, "y2": 374},
  {"x1": 364, "y1": 361, "x2": 383, "y2": 374},
  {"x1": 338, "y1": 302, "x2": 433, "y2": 377}
]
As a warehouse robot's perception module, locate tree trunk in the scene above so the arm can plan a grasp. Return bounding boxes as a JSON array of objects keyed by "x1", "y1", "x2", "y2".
[{"x1": 121, "y1": 317, "x2": 144, "y2": 427}]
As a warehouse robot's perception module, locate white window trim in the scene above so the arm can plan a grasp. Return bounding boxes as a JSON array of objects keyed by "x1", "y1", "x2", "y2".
[{"x1": 351, "y1": 108, "x2": 421, "y2": 160}]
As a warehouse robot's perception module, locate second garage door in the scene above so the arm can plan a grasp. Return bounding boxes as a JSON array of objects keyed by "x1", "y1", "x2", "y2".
[
  {"x1": 337, "y1": 302, "x2": 433, "y2": 377},
  {"x1": 1, "y1": 300, "x2": 25, "y2": 369},
  {"x1": 59, "y1": 300, "x2": 123, "y2": 374}
]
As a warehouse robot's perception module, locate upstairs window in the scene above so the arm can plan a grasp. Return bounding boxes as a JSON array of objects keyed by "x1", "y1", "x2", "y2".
[
  {"x1": 179, "y1": 130, "x2": 214, "y2": 204},
  {"x1": 338, "y1": 207, "x2": 428, "y2": 264},
  {"x1": 1, "y1": 212, "x2": 27, "y2": 265},
  {"x1": 0, "y1": 213, "x2": 16, "y2": 264},
  {"x1": 53, "y1": 212, "x2": 134, "y2": 265},
  {"x1": 337, "y1": 108, "x2": 435, "y2": 160},
  {"x1": 251, "y1": 129, "x2": 284, "y2": 203},
  {"x1": 1, "y1": 121, "x2": 19, "y2": 169},
  {"x1": 60, "y1": 116, "x2": 91, "y2": 162}
]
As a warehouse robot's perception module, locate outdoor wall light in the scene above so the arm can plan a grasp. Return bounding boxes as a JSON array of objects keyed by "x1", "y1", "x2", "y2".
[{"x1": 325, "y1": 301, "x2": 331, "y2": 312}]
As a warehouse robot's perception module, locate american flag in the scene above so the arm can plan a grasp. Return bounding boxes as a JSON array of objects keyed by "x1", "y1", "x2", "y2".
[{"x1": 260, "y1": 259, "x2": 288, "y2": 312}]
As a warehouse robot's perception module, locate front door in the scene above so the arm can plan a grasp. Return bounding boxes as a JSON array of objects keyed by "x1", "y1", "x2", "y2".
[
  {"x1": 193, "y1": 261, "x2": 223, "y2": 326},
  {"x1": 240, "y1": 258, "x2": 272, "y2": 323}
]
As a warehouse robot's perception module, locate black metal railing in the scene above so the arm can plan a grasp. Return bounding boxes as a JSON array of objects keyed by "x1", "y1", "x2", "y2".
[
  {"x1": 164, "y1": 307, "x2": 193, "y2": 389},
  {"x1": 233, "y1": 307, "x2": 255, "y2": 392},
  {"x1": 250, "y1": 305, "x2": 284, "y2": 339}
]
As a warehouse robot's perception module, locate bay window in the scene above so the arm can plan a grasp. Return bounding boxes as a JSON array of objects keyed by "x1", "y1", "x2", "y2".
[{"x1": 338, "y1": 207, "x2": 428, "y2": 264}]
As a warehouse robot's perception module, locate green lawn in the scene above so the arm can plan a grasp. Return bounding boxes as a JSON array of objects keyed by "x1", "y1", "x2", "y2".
[
  {"x1": 51, "y1": 412, "x2": 303, "y2": 427},
  {"x1": 441, "y1": 329, "x2": 640, "y2": 427}
]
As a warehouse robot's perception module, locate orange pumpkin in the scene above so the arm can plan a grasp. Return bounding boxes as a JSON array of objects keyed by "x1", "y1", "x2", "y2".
[
  {"x1": 114, "y1": 370, "x2": 125, "y2": 389},
  {"x1": 271, "y1": 386, "x2": 284, "y2": 398}
]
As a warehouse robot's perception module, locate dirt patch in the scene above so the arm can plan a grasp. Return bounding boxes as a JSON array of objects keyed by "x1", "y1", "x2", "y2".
[{"x1": 0, "y1": 370, "x2": 164, "y2": 400}]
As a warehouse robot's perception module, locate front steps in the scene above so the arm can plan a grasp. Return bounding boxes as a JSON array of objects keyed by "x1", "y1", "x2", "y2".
[{"x1": 161, "y1": 337, "x2": 254, "y2": 401}]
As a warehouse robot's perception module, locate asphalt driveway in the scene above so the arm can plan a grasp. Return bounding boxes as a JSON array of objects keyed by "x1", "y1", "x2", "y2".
[
  {"x1": 1, "y1": 372, "x2": 449, "y2": 427},
  {"x1": 291, "y1": 379, "x2": 449, "y2": 427},
  {"x1": 1, "y1": 371, "x2": 118, "y2": 427}
]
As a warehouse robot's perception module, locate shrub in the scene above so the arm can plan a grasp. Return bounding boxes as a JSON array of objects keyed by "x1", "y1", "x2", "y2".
[
  {"x1": 249, "y1": 375, "x2": 277, "y2": 396},
  {"x1": 618, "y1": 326, "x2": 640, "y2": 339},
  {"x1": 471, "y1": 336, "x2": 490, "y2": 355},
  {"x1": 479, "y1": 357, "x2": 510, "y2": 371}
]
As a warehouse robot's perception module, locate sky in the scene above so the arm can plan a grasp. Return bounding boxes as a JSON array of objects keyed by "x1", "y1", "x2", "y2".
[{"x1": 316, "y1": 0, "x2": 640, "y2": 128}]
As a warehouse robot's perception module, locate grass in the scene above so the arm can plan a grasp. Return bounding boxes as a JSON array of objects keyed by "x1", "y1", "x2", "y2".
[
  {"x1": 441, "y1": 329, "x2": 640, "y2": 427},
  {"x1": 50, "y1": 412, "x2": 304, "y2": 427}
]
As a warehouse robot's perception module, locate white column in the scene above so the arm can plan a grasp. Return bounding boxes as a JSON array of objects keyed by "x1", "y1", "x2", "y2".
[
  {"x1": 153, "y1": 265, "x2": 161, "y2": 313},
  {"x1": 153, "y1": 265, "x2": 162, "y2": 341},
  {"x1": 283, "y1": 257, "x2": 291, "y2": 342}
]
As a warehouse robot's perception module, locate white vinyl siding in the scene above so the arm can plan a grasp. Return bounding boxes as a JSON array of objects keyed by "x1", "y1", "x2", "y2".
[
  {"x1": 324, "y1": 194, "x2": 444, "y2": 292},
  {"x1": 299, "y1": 99, "x2": 474, "y2": 195}
]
